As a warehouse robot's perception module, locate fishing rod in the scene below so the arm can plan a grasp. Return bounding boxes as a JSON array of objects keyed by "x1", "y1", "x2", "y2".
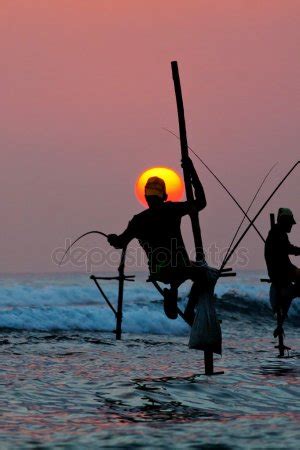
[
  {"x1": 221, "y1": 162, "x2": 278, "y2": 271},
  {"x1": 163, "y1": 127, "x2": 265, "y2": 243},
  {"x1": 59, "y1": 230, "x2": 108, "y2": 266},
  {"x1": 220, "y1": 161, "x2": 300, "y2": 271}
]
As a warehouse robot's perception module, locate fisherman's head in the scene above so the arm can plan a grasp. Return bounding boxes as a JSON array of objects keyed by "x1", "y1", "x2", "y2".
[
  {"x1": 277, "y1": 208, "x2": 296, "y2": 233},
  {"x1": 145, "y1": 176, "x2": 168, "y2": 207}
]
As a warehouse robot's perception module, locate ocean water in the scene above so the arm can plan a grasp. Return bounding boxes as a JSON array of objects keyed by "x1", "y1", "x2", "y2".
[{"x1": 0, "y1": 271, "x2": 299, "y2": 449}]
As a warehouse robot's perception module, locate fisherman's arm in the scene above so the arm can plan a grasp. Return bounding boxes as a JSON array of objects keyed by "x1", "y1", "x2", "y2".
[
  {"x1": 288, "y1": 241, "x2": 300, "y2": 256},
  {"x1": 107, "y1": 219, "x2": 136, "y2": 249},
  {"x1": 182, "y1": 157, "x2": 207, "y2": 211}
]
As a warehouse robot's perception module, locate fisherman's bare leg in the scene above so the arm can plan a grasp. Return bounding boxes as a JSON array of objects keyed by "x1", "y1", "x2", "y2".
[
  {"x1": 157, "y1": 262, "x2": 208, "y2": 322},
  {"x1": 163, "y1": 283, "x2": 179, "y2": 320},
  {"x1": 273, "y1": 271, "x2": 299, "y2": 337},
  {"x1": 184, "y1": 281, "x2": 201, "y2": 324},
  {"x1": 184, "y1": 264, "x2": 208, "y2": 324}
]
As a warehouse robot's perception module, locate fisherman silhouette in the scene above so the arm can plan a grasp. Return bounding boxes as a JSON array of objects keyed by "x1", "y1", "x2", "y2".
[
  {"x1": 107, "y1": 157, "x2": 207, "y2": 324},
  {"x1": 265, "y1": 207, "x2": 300, "y2": 336}
]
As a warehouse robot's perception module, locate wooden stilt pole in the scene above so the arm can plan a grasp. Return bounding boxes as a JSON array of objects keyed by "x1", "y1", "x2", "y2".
[
  {"x1": 269, "y1": 213, "x2": 292, "y2": 357},
  {"x1": 270, "y1": 213, "x2": 283, "y2": 356},
  {"x1": 91, "y1": 247, "x2": 135, "y2": 340},
  {"x1": 115, "y1": 288, "x2": 123, "y2": 340},
  {"x1": 171, "y1": 62, "x2": 204, "y2": 261},
  {"x1": 171, "y1": 61, "x2": 216, "y2": 375},
  {"x1": 278, "y1": 330, "x2": 285, "y2": 357},
  {"x1": 116, "y1": 248, "x2": 127, "y2": 340},
  {"x1": 204, "y1": 351, "x2": 214, "y2": 375}
]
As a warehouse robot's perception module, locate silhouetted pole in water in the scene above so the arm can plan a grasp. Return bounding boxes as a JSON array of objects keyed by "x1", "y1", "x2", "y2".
[
  {"x1": 261, "y1": 214, "x2": 291, "y2": 357},
  {"x1": 269, "y1": 213, "x2": 289, "y2": 357},
  {"x1": 116, "y1": 248, "x2": 126, "y2": 340},
  {"x1": 171, "y1": 62, "x2": 204, "y2": 262},
  {"x1": 90, "y1": 245, "x2": 135, "y2": 340},
  {"x1": 171, "y1": 61, "x2": 215, "y2": 375}
]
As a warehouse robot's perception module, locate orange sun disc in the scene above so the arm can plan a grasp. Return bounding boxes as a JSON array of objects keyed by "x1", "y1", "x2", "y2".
[{"x1": 135, "y1": 167, "x2": 184, "y2": 207}]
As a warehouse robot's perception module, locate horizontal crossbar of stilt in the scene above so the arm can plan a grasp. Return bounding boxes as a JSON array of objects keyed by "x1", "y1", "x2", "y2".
[
  {"x1": 91, "y1": 275, "x2": 135, "y2": 281},
  {"x1": 219, "y1": 272, "x2": 236, "y2": 278}
]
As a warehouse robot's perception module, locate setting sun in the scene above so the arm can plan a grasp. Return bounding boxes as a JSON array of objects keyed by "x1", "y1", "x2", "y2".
[{"x1": 135, "y1": 167, "x2": 184, "y2": 207}]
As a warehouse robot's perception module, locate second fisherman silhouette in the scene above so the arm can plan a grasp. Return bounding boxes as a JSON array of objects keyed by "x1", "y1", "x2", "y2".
[{"x1": 265, "y1": 207, "x2": 300, "y2": 336}]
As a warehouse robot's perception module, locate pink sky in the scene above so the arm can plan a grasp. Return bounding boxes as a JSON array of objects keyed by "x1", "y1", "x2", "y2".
[{"x1": 0, "y1": 0, "x2": 299, "y2": 273}]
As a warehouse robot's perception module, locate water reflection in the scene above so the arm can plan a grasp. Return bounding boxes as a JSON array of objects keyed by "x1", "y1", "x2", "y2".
[{"x1": 0, "y1": 329, "x2": 299, "y2": 449}]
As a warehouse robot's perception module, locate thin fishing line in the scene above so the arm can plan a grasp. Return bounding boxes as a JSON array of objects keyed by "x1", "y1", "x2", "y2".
[
  {"x1": 220, "y1": 161, "x2": 300, "y2": 270},
  {"x1": 163, "y1": 127, "x2": 265, "y2": 242},
  {"x1": 221, "y1": 162, "x2": 278, "y2": 271},
  {"x1": 59, "y1": 230, "x2": 108, "y2": 266}
]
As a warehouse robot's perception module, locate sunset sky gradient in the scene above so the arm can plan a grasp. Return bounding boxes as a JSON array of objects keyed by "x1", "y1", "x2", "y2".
[{"x1": 1, "y1": 0, "x2": 299, "y2": 272}]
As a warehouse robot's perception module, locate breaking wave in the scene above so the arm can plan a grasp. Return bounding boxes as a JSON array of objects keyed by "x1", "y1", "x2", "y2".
[{"x1": 0, "y1": 273, "x2": 298, "y2": 332}]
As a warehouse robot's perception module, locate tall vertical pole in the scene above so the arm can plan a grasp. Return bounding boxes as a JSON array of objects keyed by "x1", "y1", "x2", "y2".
[
  {"x1": 270, "y1": 213, "x2": 284, "y2": 356},
  {"x1": 171, "y1": 61, "x2": 205, "y2": 263},
  {"x1": 116, "y1": 247, "x2": 126, "y2": 340},
  {"x1": 171, "y1": 61, "x2": 214, "y2": 375}
]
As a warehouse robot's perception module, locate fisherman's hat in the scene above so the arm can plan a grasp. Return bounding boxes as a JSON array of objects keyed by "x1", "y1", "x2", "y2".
[
  {"x1": 277, "y1": 207, "x2": 296, "y2": 224},
  {"x1": 145, "y1": 177, "x2": 166, "y2": 198}
]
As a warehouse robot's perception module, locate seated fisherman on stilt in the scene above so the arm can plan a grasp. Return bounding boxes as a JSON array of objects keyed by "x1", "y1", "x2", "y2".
[
  {"x1": 265, "y1": 207, "x2": 300, "y2": 337},
  {"x1": 107, "y1": 157, "x2": 208, "y2": 324}
]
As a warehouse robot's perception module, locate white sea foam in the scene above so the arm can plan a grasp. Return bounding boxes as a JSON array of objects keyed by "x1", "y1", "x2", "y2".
[{"x1": 0, "y1": 272, "x2": 298, "y2": 332}]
